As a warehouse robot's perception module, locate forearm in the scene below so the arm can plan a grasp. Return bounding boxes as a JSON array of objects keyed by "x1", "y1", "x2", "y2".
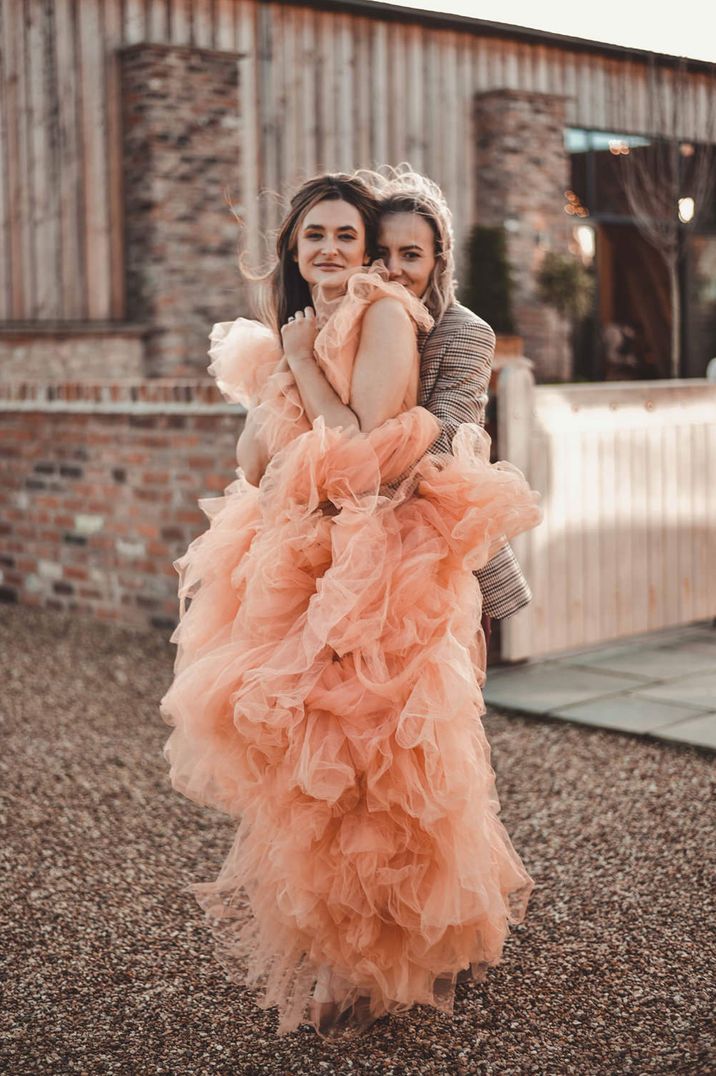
[
  {"x1": 288, "y1": 352, "x2": 359, "y2": 431},
  {"x1": 236, "y1": 410, "x2": 269, "y2": 486}
]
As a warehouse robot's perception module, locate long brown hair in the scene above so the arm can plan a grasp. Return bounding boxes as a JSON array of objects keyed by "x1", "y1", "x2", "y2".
[{"x1": 257, "y1": 174, "x2": 381, "y2": 335}]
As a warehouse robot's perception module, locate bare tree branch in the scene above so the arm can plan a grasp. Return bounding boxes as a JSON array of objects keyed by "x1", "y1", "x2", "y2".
[{"x1": 615, "y1": 57, "x2": 716, "y2": 376}]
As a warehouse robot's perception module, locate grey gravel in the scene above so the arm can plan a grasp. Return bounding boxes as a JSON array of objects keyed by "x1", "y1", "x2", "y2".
[{"x1": 1, "y1": 603, "x2": 714, "y2": 1076}]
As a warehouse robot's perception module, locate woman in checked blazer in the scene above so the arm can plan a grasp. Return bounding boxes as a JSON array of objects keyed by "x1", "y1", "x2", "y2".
[{"x1": 373, "y1": 171, "x2": 532, "y2": 650}]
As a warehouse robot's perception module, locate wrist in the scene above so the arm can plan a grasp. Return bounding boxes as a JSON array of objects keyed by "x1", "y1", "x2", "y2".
[{"x1": 285, "y1": 347, "x2": 314, "y2": 366}]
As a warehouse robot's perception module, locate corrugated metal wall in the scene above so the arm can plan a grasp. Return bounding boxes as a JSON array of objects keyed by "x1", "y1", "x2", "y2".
[{"x1": 1, "y1": 0, "x2": 714, "y2": 322}]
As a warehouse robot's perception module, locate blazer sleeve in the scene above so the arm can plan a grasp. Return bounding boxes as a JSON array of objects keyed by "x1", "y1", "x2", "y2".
[
  {"x1": 423, "y1": 320, "x2": 494, "y2": 455},
  {"x1": 422, "y1": 316, "x2": 533, "y2": 621}
]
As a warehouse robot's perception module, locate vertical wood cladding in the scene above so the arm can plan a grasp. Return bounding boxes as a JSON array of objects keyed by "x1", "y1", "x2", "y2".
[{"x1": 0, "y1": 0, "x2": 713, "y2": 323}]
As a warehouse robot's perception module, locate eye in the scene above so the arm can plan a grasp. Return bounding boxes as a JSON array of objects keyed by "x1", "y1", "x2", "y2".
[
  {"x1": 404, "y1": 252, "x2": 420, "y2": 261},
  {"x1": 338, "y1": 232, "x2": 356, "y2": 242}
]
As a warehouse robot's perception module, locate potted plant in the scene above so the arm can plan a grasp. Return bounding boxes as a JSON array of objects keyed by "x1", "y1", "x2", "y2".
[
  {"x1": 461, "y1": 224, "x2": 523, "y2": 366},
  {"x1": 535, "y1": 251, "x2": 595, "y2": 322},
  {"x1": 535, "y1": 250, "x2": 596, "y2": 383}
]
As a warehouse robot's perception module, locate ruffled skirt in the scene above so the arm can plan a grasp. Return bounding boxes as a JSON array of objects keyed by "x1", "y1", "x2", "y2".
[{"x1": 160, "y1": 410, "x2": 542, "y2": 1035}]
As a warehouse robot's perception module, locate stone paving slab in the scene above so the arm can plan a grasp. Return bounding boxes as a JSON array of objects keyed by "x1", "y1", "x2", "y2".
[
  {"x1": 483, "y1": 664, "x2": 652, "y2": 714},
  {"x1": 550, "y1": 695, "x2": 712, "y2": 736},
  {"x1": 654, "y1": 711, "x2": 716, "y2": 748},
  {"x1": 560, "y1": 645, "x2": 715, "y2": 680},
  {"x1": 630, "y1": 671, "x2": 716, "y2": 713},
  {"x1": 487, "y1": 620, "x2": 716, "y2": 751}
]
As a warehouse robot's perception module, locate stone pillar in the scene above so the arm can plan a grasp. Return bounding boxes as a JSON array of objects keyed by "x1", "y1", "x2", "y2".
[
  {"x1": 120, "y1": 44, "x2": 245, "y2": 377},
  {"x1": 474, "y1": 90, "x2": 574, "y2": 382}
]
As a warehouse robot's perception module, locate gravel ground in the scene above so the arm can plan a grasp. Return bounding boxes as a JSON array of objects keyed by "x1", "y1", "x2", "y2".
[{"x1": 1, "y1": 603, "x2": 714, "y2": 1076}]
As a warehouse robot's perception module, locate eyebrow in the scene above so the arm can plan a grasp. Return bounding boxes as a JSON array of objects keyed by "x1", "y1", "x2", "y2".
[{"x1": 302, "y1": 222, "x2": 359, "y2": 232}]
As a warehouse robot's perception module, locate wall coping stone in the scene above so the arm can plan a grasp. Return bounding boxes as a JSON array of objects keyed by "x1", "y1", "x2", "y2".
[
  {"x1": 0, "y1": 379, "x2": 245, "y2": 415},
  {"x1": 0, "y1": 322, "x2": 150, "y2": 338}
]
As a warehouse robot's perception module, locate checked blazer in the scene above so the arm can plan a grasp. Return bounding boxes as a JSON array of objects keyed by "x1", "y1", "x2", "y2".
[{"x1": 417, "y1": 302, "x2": 532, "y2": 621}]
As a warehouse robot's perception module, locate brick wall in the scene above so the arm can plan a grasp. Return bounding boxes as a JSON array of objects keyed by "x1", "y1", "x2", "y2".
[
  {"x1": 0, "y1": 381, "x2": 246, "y2": 630},
  {"x1": 121, "y1": 43, "x2": 247, "y2": 377},
  {"x1": 474, "y1": 89, "x2": 574, "y2": 382},
  {"x1": 0, "y1": 325, "x2": 146, "y2": 381}
]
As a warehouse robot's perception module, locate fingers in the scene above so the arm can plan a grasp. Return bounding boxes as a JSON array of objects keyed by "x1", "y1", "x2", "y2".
[{"x1": 285, "y1": 307, "x2": 314, "y2": 326}]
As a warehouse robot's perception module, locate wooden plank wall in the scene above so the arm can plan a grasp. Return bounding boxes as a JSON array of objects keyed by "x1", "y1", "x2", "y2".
[
  {"x1": 499, "y1": 373, "x2": 716, "y2": 661},
  {"x1": 0, "y1": 0, "x2": 714, "y2": 322}
]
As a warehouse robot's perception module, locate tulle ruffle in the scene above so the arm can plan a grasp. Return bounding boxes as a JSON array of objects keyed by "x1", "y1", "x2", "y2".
[
  {"x1": 160, "y1": 407, "x2": 542, "y2": 1035},
  {"x1": 207, "y1": 317, "x2": 283, "y2": 409},
  {"x1": 204, "y1": 264, "x2": 433, "y2": 428},
  {"x1": 312, "y1": 265, "x2": 434, "y2": 406}
]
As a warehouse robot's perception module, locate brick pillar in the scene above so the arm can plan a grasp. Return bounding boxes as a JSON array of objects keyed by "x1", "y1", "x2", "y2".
[
  {"x1": 474, "y1": 90, "x2": 574, "y2": 382},
  {"x1": 121, "y1": 44, "x2": 245, "y2": 377}
]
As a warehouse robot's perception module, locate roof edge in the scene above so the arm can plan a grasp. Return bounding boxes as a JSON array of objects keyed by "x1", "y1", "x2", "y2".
[{"x1": 269, "y1": 0, "x2": 715, "y2": 73}]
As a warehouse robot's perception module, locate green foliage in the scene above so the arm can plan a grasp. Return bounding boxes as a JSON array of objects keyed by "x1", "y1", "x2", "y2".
[
  {"x1": 535, "y1": 251, "x2": 595, "y2": 320},
  {"x1": 462, "y1": 225, "x2": 516, "y2": 334}
]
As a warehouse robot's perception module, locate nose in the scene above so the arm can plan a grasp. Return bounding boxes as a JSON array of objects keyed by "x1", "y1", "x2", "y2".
[
  {"x1": 384, "y1": 255, "x2": 402, "y2": 279},
  {"x1": 320, "y1": 234, "x2": 338, "y2": 255}
]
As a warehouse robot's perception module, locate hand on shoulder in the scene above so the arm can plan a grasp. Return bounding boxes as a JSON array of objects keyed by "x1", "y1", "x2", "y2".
[{"x1": 280, "y1": 306, "x2": 318, "y2": 363}]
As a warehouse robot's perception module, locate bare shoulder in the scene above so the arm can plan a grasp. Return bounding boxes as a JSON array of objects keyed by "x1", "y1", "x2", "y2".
[{"x1": 362, "y1": 295, "x2": 413, "y2": 331}]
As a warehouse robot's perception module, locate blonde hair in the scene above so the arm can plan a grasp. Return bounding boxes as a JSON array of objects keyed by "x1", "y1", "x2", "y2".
[{"x1": 360, "y1": 165, "x2": 457, "y2": 322}]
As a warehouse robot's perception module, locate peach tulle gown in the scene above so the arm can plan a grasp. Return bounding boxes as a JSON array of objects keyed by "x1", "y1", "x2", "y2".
[{"x1": 159, "y1": 266, "x2": 543, "y2": 1037}]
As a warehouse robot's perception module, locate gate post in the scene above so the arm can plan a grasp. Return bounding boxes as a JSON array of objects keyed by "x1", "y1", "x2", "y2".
[{"x1": 497, "y1": 357, "x2": 538, "y2": 662}]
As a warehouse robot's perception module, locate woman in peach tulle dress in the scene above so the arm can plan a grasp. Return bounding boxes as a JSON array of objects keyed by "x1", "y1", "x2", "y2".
[{"x1": 159, "y1": 173, "x2": 542, "y2": 1038}]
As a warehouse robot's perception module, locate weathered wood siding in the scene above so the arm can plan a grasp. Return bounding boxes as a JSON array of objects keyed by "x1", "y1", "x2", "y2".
[{"x1": 1, "y1": 0, "x2": 714, "y2": 321}]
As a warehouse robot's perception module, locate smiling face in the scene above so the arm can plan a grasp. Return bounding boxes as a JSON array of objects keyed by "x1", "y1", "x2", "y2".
[
  {"x1": 294, "y1": 198, "x2": 368, "y2": 295},
  {"x1": 376, "y1": 212, "x2": 437, "y2": 300}
]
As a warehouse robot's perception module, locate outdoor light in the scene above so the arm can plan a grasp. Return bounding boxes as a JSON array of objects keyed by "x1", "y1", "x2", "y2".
[
  {"x1": 575, "y1": 224, "x2": 595, "y2": 261},
  {"x1": 563, "y1": 189, "x2": 589, "y2": 218},
  {"x1": 678, "y1": 197, "x2": 695, "y2": 223}
]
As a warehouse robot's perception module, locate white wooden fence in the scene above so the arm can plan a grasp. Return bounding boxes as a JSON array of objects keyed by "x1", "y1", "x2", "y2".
[{"x1": 498, "y1": 361, "x2": 716, "y2": 661}]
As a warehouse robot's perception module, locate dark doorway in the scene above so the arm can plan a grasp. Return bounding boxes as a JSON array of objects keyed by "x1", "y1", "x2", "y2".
[
  {"x1": 566, "y1": 127, "x2": 716, "y2": 381},
  {"x1": 684, "y1": 232, "x2": 716, "y2": 377},
  {"x1": 596, "y1": 222, "x2": 671, "y2": 380}
]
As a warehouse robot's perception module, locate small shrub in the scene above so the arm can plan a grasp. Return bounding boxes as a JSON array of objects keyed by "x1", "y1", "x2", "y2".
[{"x1": 462, "y1": 225, "x2": 517, "y2": 334}]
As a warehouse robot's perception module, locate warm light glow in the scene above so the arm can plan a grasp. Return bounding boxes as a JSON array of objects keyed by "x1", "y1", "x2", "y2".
[
  {"x1": 575, "y1": 224, "x2": 595, "y2": 261},
  {"x1": 678, "y1": 197, "x2": 695, "y2": 222},
  {"x1": 608, "y1": 139, "x2": 630, "y2": 155},
  {"x1": 563, "y1": 188, "x2": 590, "y2": 218}
]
